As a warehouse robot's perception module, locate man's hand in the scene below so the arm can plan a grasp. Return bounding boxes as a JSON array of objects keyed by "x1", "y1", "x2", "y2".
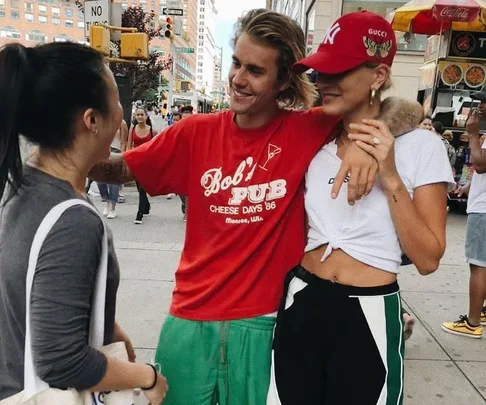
[
  {"x1": 466, "y1": 108, "x2": 481, "y2": 136},
  {"x1": 113, "y1": 322, "x2": 136, "y2": 362},
  {"x1": 331, "y1": 142, "x2": 378, "y2": 205},
  {"x1": 457, "y1": 182, "x2": 471, "y2": 198}
]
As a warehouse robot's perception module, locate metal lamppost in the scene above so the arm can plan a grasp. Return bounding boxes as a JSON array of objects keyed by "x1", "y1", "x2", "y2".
[{"x1": 214, "y1": 45, "x2": 224, "y2": 111}]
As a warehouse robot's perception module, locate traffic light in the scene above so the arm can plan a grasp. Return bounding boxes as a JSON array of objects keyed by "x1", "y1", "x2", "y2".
[
  {"x1": 164, "y1": 17, "x2": 174, "y2": 40},
  {"x1": 89, "y1": 25, "x2": 110, "y2": 55},
  {"x1": 120, "y1": 32, "x2": 149, "y2": 60}
]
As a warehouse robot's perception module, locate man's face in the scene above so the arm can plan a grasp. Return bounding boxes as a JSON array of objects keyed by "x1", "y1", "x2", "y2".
[
  {"x1": 173, "y1": 115, "x2": 181, "y2": 122},
  {"x1": 228, "y1": 33, "x2": 288, "y2": 117}
]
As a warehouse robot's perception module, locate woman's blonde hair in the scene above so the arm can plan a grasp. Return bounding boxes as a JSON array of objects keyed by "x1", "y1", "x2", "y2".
[{"x1": 233, "y1": 9, "x2": 317, "y2": 110}]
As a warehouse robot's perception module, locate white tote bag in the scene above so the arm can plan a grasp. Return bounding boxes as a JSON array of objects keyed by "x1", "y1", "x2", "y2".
[{"x1": 0, "y1": 199, "x2": 134, "y2": 405}]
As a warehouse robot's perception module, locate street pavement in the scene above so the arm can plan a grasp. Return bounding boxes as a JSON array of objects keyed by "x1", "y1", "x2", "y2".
[{"x1": 92, "y1": 187, "x2": 486, "y2": 405}]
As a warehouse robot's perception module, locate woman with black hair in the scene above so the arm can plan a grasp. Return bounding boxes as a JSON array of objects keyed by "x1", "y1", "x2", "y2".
[
  {"x1": 0, "y1": 42, "x2": 167, "y2": 404},
  {"x1": 127, "y1": 107, "x2": 153, "y2": 224}
]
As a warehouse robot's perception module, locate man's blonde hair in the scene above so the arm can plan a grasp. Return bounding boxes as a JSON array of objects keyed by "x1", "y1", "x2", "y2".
[{"x1": 233, "y1": 9, "x2": 317, "y2": 110}]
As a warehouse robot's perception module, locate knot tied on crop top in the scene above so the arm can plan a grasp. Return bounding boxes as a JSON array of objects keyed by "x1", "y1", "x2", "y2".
[{"x1": 304, "y1": 129, "x2": 455, "y2": 274}]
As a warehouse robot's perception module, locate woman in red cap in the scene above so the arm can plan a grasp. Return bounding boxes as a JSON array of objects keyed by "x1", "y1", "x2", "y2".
[{"x1": 267, "y1": 11, "x2": 455, "y2": 405}]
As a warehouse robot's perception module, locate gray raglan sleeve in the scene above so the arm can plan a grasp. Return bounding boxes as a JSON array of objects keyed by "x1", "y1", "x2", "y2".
[{"x1": 30, "y1": 206, "x2": 107, "y2": 390}]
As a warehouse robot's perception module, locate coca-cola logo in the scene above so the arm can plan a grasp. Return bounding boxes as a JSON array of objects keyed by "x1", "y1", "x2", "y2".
[
  {"x1": 439, "y1": 7, "x2": 470, "y2": 19},
  {"x1": 452, "y1": 33, "x2": 476, "y2": 57}
]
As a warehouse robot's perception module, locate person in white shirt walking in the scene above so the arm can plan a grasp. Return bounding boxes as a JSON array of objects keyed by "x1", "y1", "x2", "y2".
[{"x1": 442, "y1": 91, "x2": 486, "y2": 338}]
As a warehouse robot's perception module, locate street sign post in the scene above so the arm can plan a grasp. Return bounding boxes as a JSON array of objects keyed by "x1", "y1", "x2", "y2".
[
  {"x1": 162, "y1": 8, "x2": 184, "y2": 16},
  {"x1": 84, "y1": 0, "x2": 110, "y2": 38},
  {"x1": 175, "y1": 47, "x2": 195, "y2": 54}
]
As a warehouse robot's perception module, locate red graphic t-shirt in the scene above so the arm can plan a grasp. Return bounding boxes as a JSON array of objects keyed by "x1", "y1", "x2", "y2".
[{"x1": 124, "y1": 109, "x2": 340, "y2": 321}]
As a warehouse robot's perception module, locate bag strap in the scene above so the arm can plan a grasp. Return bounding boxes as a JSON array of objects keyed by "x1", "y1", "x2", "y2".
[{"x1": 23, "y1": 199, "x2": 108, "y2": 397}]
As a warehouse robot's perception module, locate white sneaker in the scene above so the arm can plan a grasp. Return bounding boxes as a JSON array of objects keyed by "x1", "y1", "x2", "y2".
[
  {"x1": 102, "y1": 206, "x2": 109, "y2": 216},
  {"x1": 107, "y1": 210, "x2": 117, "y2": 219}
]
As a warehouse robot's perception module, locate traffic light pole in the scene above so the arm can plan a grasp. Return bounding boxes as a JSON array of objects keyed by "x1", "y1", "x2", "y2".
[{"x1": 168, "y1": 41, "x2": 175, "y2": 109}]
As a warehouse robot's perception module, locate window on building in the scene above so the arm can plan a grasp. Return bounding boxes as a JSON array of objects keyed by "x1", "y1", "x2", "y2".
[
  {"x1": 198, "y1": 35, "x2": 204, "y2": 40},
  {"x1": 65, "y1": 8, "x2": 73, "y2": 17},
  {"x1": 52, "y1": 7, "x2": 60, "y2": 17},
  {"x1": 0, "y1": 25, "x2": 20, "y2": 38},
  {"x1": 24, "y1": 3, "x2": 33, "y2": 12},
  {"x1": 198, "y1": 62, "x2": 203, "y2": 66},
  {"x1": 54, "y1": 34, "x2": 70, "y2": 42},
  {"x1": 52, "y1": 17, "x2": 60, "y2": 25},
  {"x1": 198, "y1": 41, "x2": 204, "y2": 46},
  {"x1": 197, "y1": 68, "x2": 203, "y2": 73},
  {"x1": 0, "y1": 0, "x2": 5, "y2": 6},
  {"x1": 77, "y1": 21, "x2": 84, "y2": 29},
  {"x1": 65, "y1": 19, "x2": 73, "y2": 28},
  {"x1": 0, "y1": 10, "x2": 5, "y2": 18},
  {"x1": 341, "y1": 0, "x2": 427, "y2": 52},
  {"x1": 198, "y1": 55, "x2": 203, "y2": 60},
  {"x1": 198, "y1": 28, "x2": 204, "y2": 33},
  {"x1": 38, "y1": 4, "x2": 47, "y2": 14},
  {"x1": 39, "y1": 15, "x2": 47, "y2": 24},
  {"x1": 10, "y1": 0, "x2": 18, "y2": 9},
  {"x1": 26, "y1": 30, "x2": 47, "y2": 43},
  {"x1": 10, "y1": 10, "x2": 19, "y2": 19}
]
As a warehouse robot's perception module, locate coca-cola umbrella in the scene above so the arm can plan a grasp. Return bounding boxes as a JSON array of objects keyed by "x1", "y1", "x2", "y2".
[{"x1": 388, "y1": 0, "x2": 486, "y2": 35}]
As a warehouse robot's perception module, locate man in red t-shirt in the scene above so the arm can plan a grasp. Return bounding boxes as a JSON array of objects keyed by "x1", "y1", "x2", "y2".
[{"x1": 89, "y1": 9, "x2": 376, "y2": 405}]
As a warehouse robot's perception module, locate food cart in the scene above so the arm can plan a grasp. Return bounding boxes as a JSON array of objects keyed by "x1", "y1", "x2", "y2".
[
  {"x1": 389, "y1": 0, "x2": 486, "y2": 209},
  {"x1": 417, "y1": 31, "x2": 486, "y2": 207}
]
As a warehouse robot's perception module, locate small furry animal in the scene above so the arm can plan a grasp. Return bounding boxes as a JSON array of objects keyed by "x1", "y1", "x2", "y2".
[{"x1": 380, "y1": 97, "x2": 424, "y2": 137}]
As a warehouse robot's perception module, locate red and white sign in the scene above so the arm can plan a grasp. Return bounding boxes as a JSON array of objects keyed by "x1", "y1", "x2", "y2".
[{"x1": 433, "y1": 0, "x2": 480, "y2": 22}]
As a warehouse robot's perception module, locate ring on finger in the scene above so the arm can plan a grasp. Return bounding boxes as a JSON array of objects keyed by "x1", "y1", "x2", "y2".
[{"x1": 372, "y1": 137, "x2": 381, "y2": 145}]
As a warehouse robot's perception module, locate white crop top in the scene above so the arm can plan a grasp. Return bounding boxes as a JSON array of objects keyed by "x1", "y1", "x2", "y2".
[{"x1": 305, "y1": 129, "x2": 456, "y2": 274}]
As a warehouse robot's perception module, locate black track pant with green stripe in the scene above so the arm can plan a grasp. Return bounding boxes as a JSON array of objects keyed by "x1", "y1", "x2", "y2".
[{"x1": 267, "y1": 265, "x2": 404, "y2": 405}]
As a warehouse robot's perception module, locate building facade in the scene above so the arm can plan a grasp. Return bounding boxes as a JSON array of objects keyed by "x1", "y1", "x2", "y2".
[
  {"x1": 0, "y1": 0, "x2": 88, "y2": 47},
  {"x1": 0, "y1": 0, "x2": 198, "y2": 89},
  {"x1": 196, "y1": 0, "x2": 217, "y2": 94},
  {"x1": 269, "y1": 0, "x2": 428, "y2": 101}
]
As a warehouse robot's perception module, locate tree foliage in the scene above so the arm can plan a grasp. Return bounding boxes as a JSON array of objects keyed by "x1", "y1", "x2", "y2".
[{"x1": 75, "y1": 1, "x2": 172, "y2": 102}]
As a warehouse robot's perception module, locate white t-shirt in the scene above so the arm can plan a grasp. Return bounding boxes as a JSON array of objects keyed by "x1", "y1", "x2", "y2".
[
  {"x1": 305, "y1": 129, "x2": 455, "y2": 274},
  {"x1": 467, "y1": 140, "x2": 486, "y2": 214}
]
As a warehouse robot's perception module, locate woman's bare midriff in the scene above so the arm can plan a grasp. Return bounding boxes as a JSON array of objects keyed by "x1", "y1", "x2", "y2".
[{"x1": 301, "y1": 244, "x2": 397, "y2": 287}]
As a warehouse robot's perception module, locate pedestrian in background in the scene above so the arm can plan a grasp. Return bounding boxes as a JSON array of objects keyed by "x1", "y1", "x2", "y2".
[
  {"x1": 442, "y1": 92, "x2": 486, "y2": 338},
  {"x1": 97, "y1": 120, "x2": 128, "y2": 219},
  {"x1": 127, "y1": 107, "x2": 153, "y2": 224}
]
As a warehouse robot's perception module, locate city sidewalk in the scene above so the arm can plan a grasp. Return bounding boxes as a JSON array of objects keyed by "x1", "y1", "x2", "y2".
[{"x1": 93, "y1": 187, "x2": 486, "y2": 405}]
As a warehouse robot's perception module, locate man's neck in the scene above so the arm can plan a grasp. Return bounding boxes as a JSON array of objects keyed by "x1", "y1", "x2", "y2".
[{"x1": 235, "y1": 104, "x2": 281, "y2": 130}]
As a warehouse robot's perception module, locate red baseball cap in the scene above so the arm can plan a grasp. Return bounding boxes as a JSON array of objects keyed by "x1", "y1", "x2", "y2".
[{"x1": 293, "y1": 11, "x2": 397, "y2": 75}]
